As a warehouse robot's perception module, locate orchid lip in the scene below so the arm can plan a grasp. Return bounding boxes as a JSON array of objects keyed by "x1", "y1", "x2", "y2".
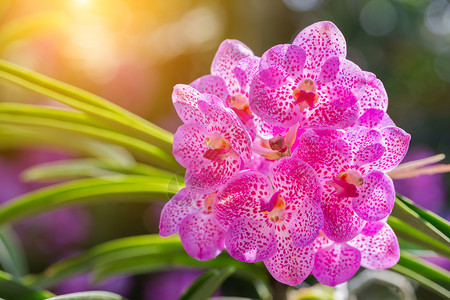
[
  {"x1": 326, "y1": 170, "x2": 364, "y2": 198},
  {"x1": 293, "y1": 78, "x2": 319, "y2": 112},
  {"x1": 203, "y1": 133, "x2": 239, "y2": 162},
  {"x1": 260, "y1": 191, "x2": 286, "y2": 223}
]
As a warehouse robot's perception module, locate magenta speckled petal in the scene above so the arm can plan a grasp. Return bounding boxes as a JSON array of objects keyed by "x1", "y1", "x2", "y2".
[
  {"x1": 172, "y1": 84, "x2": 206, "y2": 124},
  {"x1": 173, "y1": 123, "x2": 209, "y2": 169},
  {"x1": 288, "y1": 200, "x2": 323, "y2": 247},
  {"x1": 179, "y1": 210, "x2": 226, "y2": 261},
  {"x1": 284, "y1": 45, "x2": 307, "y2": 80},
  {"x1": 303, "y1": 97, "x2": 360, "y2": 129},
  {"x1": 318, "y1": 56, "x2": 366, "y2": 102},
  {"x1": 253, "y1": 114, "x2": 288, "y2": 139},
  {"x1": 312, "y1": 233, "x2": 333, "y2": 252},
  {"x1": 344, "y1": 127, "x2": 385, "y2": 167},
  {"x1": 293, "y1": 129, "x2": 350, "y2": 180},
  {"x1": 349, "y1": 222, "x2": 400, "y2": 269},
  {"x1": 293, "y1": 21, "x2": 346, "y2": 75},
  {"x1": 249, "y1": 76, "x2": 300, "y2": 127},
  {"x1": 259, "y1": 44, "x2": 291, "y2": 89},
  {"x1": 271, "y1": 157, "x2": 321, "y2": 205},
  {"x1": 159, "y1": 189, "x2": 196, "y2": 237},
  {"x1": 225, "y1": 217, "x2": 277, "y2": 263},
  {"x1": 365, "y1": 127, "x2": 411, "y2": 172},
  {"x1": 354, "y1": 109, "x2": 395, "y2": 129},
  {"x1": 264, "y1": 235, "x2": 315, "y2": 286},
  {"x1": 211, "y1": 39, "x2": 254, "y2": 95},
  {"x1": 359, "y1": 72, "x2": 388, "y2": 113},
  {"x1": 190, "y1": 75, "x2": 229, "y2": 103},
  {"x1": 234, "y1": 56, "x2": 260, "y2": 94},
  {"x1": 322, "y1": 186, "x2": 366, "y2": 242},
  {"x1": 213, "y1": 171, "x2": 272, "y2": 230},
  {"x1": 184, "y1": 157, "x2": 241, "y2": 194},
  {"x1": 353, "y1": 171, "x2": 395, "y2": 222},
  {"x1": 312, "y1": 243, "x2": 361, "y2": 286}
]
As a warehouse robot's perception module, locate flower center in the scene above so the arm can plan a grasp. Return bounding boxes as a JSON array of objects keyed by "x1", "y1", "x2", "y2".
[
  {"x1": 203, "y1": 133, "x2": 239, "y2": 162},
  {"x1": 228, "y1": 93, "x2": 253, "y2": 123},
  {"x1": 261, "y1": 191, "x2": 286, "y2": 223},
  {"x1": 204, "y1": 193, "x2": 215, "y2": 213},
  {"x1": 326, "y1": 170, "x2": 364, "y2": 198},
  {"x1": 293, "y1": 79, "x2": 319, "y2": 112}
]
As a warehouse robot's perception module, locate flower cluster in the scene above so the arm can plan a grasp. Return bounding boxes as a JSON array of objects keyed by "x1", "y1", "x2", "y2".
[{"x1": 160, "y1": 21, "x2": 410, "y2": 286}]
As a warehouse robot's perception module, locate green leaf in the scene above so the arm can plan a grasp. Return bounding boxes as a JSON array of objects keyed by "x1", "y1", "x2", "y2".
[
  {"x1": 0, "y1": 126, "x2": 135, "y2": 167},
  {"x1": 396, "y1": 195, "x2": 450, "y2": 238},
  {"x1": 0, "y1": 226, "x2": 28, "y2": 278},
  {"x1": 0, "y1": 113, "x2": 179, "y2": 170},
  {"x1": 28, "y1": 235, "x2": 271, "y2": 300},
  {"x1": 0, "y1": 59, "x2": 173, "y2": 150},
  {"x1": 22, "y1": 158, "x2": 182, "y2": 183},
  {"x1": 0, "y1": 176, "x2": 181, "y2": 227},
  {"x1": 46, "y1": 291, "x2": 125, "y2": 300},
  {"x1": 0, "y1": 270, "x2": 53, "y2": 300},
  {"x1": 391, "y1": 252, "x2": 450, "y2": 299},
  {"x1": 395, "y1": 251, "x2": 450, "y2": 285},
  {"x1": 389, "y1": 197, "x2": 450, "y2": 258},
  {"x1": 179, "y1": 266, "x2": 236, "y2": 300}
]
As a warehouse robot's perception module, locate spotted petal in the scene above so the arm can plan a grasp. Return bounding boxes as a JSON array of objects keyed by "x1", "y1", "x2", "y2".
[
  {"x1": 318, "y1": 56, "x2": 366, "y2": 104},
  {"x1": 293, "y1": 129, "x2": 350, "y2": 181},
  {"x1": 293, "y1": 21, "x2": 347, "y2": 76},
  {"x1": 312, "y1": 243, "x2": 361, "y2": 286},
  {"x1": 249, "y1": 75, "x2": 300, "y2": 127},
  {"x1": 354, "y1": 109, "x2": 395, "y2": 129},
  {"x1": 287, "y1": 200, "x2": 323, "y2": 247},
  {"x1": 211, "y1": 39, "x2": 254, "y2": 95},
  {"x1": 359, "y1": 72, "x2": 388, "y2": 113},
  {"x1": 271, "y1": 157, "x2": 321, "y2": 205},
  {"x1": 365, "y1": 127, "x2": 411, "y2": 172},
  {"x1": 225, "y1": 217, "x2": 277, "y2": 263},
  {"x1": 322, "y1": 186, "x2": 366, "y2": 242},
  {"x1": 344, "y1": 126, "x2": 385, "y2": 167},
  {"x1": 234, "y1": 56, "x2": 260, "y2": 95},
  {"x1": 213, "y1": 171, "x2": 272, "y2": 230},
  {"x1": 349, "y1": 222, "x2": 400, "y2": 269},
  {"x1": 173, "y1": 123, "x2": 209, "y2": 170},
  {"x1": 264, "y1": 235, "x2": 315, "y2": 286},
  {"x1": 190, "y1": 75, "x2": 230, "y2": 103},
  {"x1": 179, "y1": 210, "x2": 226, "y2": 261},
  {"x1": 353, "y1": 171, "x2": 395, "y2": 222},
  {"x1": 159, "y1": 188, "x2": 197, "y2": 237}
]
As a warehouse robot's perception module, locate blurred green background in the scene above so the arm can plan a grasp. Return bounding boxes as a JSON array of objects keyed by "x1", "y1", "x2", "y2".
[{"x1": 0, "y1": 0, "x2": 448, "y2": 299}]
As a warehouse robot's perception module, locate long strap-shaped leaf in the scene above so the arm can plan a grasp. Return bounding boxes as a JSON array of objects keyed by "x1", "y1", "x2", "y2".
[
  {"x1": 0, "y1": 176, "x2": 181, "y2": 227},
  {"x1": 0, "y1": 113, "x2": 179, "y2": 170},
  {"x1": 392, "y1": 251, "x2": 450, "y2": 298},
  {"x1": 389, "y1": 197, "x2": 450, "y2": 258},
  {"x1": 0, "y1": 59, "x2": 173, "y2": 149},
  {"x1": 0, "y1": 270, "x2": 53, "y2": 300},
  {"x1": 27, "y1": 235, "x2": 272, "y2": 300},
  {"x1": 179, "y1": 267, "x2": 236, "y2": 300},
  {"x1": 46, "y1": 291, "x2": 125, "y2": 300}
]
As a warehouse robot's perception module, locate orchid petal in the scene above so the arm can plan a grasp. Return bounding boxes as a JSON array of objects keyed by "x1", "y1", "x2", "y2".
[
  {"x1": 353, "y1": 171, "x2": 395, "y2": 222},
  {"x1": 190, "y1": 75, "x2": 230, "y2": 103},
  {"x1": 349, "y1": 222, "x2": 400, "y2": 269},
  {"x1": 293, "y1": 21, "x2": 347, "y2": 75},
  {"x1": 264, "y1": 235, "x2": 315, "y2": 286},
  {"x1": 225, "y1": 217, "x2": 277, "y2": 263},
  {"x1": 213, "y1": 171, "x2": 272, "y2": 230},
  {"x1": 312, "y1": 243, "x2": 361, "y2": 286},
  {"x1": 179, "y1": 210, "x2": 226, "y2": 261}
]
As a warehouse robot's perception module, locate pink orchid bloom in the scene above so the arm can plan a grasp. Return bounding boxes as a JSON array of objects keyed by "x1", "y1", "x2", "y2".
[
  {"x1": 190, "y1": 39, "x2": 285, "y2": 141},
  {"x1": 159, "y1": 188, "x2": 226, "y2": 261},
  {"x1": 293, "y1": 126, "x2": 410, "y2": 242},
  {"x1": 172, "y1": 84, "x2": 252, "y2": 193},
  {"x1": 213, "y1": 157, "x2": 323, "y2": 285},
  {"x1": 312, "y1": 221, "x2": 400, "y2": 286},
  {"x1": 249, "y1": 21, "x2": 366, "y2": 129}
]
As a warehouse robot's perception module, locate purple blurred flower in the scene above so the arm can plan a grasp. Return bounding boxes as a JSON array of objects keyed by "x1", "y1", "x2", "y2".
[
  {"x1": 143, "y1": 268, "x2": 204, "y2": 300},
  {"x1": 393, "y1": 145, "x2": 446, "y2": 214}
]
